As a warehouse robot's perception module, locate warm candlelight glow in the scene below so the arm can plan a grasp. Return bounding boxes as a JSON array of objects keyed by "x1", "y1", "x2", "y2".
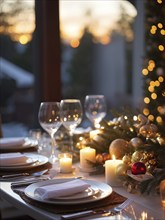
[
  {"x1": 89, "y1": 129, "x2": 101, "y2": 139},
  {"x1": 112, "y1": 155, "x2": 116, "y2": 160},
  {"x1": 80, "y1": 147, "x2": 96, "y2": 170},
  {"x1": 105, "y1": 156, "x2": 123, "y2": 186},
  {"x1": 58, "y1": 153, "x2": 72, "y2": 173}
]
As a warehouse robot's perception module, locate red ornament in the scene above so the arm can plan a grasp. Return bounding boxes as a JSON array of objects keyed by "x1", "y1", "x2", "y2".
[{"x1": 131, "y1": 162, "x2": 146, "y2": 175}]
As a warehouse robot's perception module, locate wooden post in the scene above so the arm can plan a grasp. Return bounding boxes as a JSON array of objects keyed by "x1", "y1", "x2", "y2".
[{"x1": 33, "y1": 0, "x2": 61, "y2": 126}]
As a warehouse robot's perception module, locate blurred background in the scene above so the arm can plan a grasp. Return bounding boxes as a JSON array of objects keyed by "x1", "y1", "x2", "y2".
[{"x1": 0, "y1": 0, "x2": 164, "y2": 136}]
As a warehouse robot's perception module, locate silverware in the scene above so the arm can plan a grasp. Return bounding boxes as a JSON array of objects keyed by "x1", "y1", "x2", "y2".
[
  {"x1": 1, "y1": 169, "x2": 48, "y2": 179},
  {"x1": 109, "y1": 199, "x2": 131, "y2": 215},
  {"x1": 11, "y1": 176, "x2": 83, "y2": 188},
  {"x1": 61, "y1": 199, "x2": 131, "y2": 219},
  {"x1": 11, "y1": 176, "x2": 50, "y2": 187}
]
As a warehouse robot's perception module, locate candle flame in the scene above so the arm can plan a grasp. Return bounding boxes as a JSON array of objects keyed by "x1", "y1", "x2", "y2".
[{"x1": 112, "y1": 155, "x2": 116, "y2": 160}]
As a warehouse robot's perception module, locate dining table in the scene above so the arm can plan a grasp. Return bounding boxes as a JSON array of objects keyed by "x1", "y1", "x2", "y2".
[{"x1": 0, "y1": 137, "x2": 164, "y2": 220}]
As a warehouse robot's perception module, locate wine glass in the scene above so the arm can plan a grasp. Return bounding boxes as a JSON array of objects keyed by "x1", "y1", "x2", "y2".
[
  {"x1": 84, "y1": 95, "x2": 107, "y2": 128},
  {"x1": 38, "y1": 102, "x2": 61, "y2": 163},
  {"x1": 60, "y1": 99, "x2": 83, "y2": 151}
]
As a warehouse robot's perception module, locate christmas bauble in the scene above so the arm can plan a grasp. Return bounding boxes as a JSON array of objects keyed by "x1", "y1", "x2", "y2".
[
  {"x1": 95, "y1": 154, "x2": 104, "y2": 164},
  {"x1": 131, "y1": 162, "x2": 146, "y2": 175},
  {"x1": 131, "y1": 151, "x2": 143, "y2": 163},
  {"x1": 122, "y1": 155, "x2": 131, "y2": 165},
  {"x1": 116, "y1": 163, "x2": 129, "y2": 176},
  {"x1": 109, "y1": 139, "x2": 129, "y2": 159},
  {"x1": 102, "y1": 152, "x2": 110, "y2": 162},
  {"x1": 137, "y1": 114, "x2": 148, "y2": 125},
  {"x1": 130, "y1": 137, "x2": 143, "y2": 149},
  {"x1": 139, "y1": 124, "x2": 157, "y2": 138},
  {"x1": 157, "y1": 136, "x2": 165, "y2": 146},
  {"x1": 134, "y1": 114, "x2": 148, "y2": 129}
]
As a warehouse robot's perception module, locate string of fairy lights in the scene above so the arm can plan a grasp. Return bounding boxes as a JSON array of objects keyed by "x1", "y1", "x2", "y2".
[{"x1": 142, "y1": 0, "x2": 165, "y2": 133}]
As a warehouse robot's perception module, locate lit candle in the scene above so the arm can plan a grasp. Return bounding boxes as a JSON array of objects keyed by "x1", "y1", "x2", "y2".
[
  {"x1": 80, "y1": 147, "x2": 96, "y2": 170},
  {"x1": 59, "y1": 153, "x2": 72, "y2": 173},
  {"x1": 105, "y1": 155, "x2": 123, "y2": 186}
]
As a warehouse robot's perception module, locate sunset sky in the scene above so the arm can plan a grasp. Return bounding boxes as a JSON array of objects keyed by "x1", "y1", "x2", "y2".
[
  {"x1": 60, "y1": 0, "x2": 137, "y2": 43},
  {"x1": 1, "y1": 0, "x2": 137, "y2": 45}
]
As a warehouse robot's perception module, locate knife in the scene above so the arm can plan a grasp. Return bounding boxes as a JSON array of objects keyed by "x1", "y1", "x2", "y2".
[
  {"x1": 11, "y1": 176, "x2": 83, "y2": 187},
  {"x1": 61, "y1": 199, "x2": 131, "y2": 219},
  {"x1": 61, "y1": 209, "x2": 111, "y2": 219},
  {"x1": 11, "y1": 177, "x2": 49, "y2": 187},
  {"x1": 1, "y1": 169, "x2": 48, "y2": 179}
]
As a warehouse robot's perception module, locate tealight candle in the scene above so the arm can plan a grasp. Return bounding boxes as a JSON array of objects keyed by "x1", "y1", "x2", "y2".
[
  {"x1": 58, "y1": 153, "x2": 72, "y2": 173},
  {"x1": 105, "y1": 155, "x2": 123, "y2": 186},
  {"x1": 80, "y1": 147, "x2": 96, "y2": 170}
]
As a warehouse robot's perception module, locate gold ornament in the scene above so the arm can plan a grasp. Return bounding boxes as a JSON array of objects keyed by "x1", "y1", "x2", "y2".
[
  {"x1": 116, "y1": 163, "x2": 129, "y2": 176},
  {"x1": 109, "y1": 139, "x2": 130, "y2": 159},
  {"x1": 122, "y1": 155, "x2": 131, "y2": 165},
  {"x1": 131, "y1": 151, "x2": 143, "y2": 163},
  {"x1": 139, "y1": 124, "x2": 157, "y2": 138},
  {"x1": 157, "y1": 136, "x2": 165, "y2": 146}
]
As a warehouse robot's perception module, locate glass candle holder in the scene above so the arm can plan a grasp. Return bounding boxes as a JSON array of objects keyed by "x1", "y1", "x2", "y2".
[{"x1": 58, "y1": 153, "x2": 73, "y2": 173}]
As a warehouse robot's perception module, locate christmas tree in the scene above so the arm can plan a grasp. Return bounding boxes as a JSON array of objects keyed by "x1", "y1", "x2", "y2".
[{"x1": 142, "y1": 0, "x2": 165, "y2": 135}]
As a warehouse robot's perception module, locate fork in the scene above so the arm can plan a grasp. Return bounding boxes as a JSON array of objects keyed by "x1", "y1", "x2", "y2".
[
  {"x1": 61, "y1": 199, "x2": 132, "y2": 219},
  {"x1": 110, "y1": 199, "x2": 132, "y2": 215}
]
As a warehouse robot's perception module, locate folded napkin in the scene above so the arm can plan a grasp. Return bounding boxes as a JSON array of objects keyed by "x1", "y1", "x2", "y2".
[
  {"x1": 0, "y1": 153, "x2": 28, "y2": 166},
  {"x1": 0, "y1": 137, "x2": 25, "y2": 147},
  {"x1": 34, "y1": 179, "x2": 91, "y2": 200}
]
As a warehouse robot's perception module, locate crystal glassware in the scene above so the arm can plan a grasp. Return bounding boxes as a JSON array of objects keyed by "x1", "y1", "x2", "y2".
[
  {"x1": 60, "y1": 99, "x2": 83, "y2": 151},
  {"x1": 84, "y1": 95, "x2": 107, "y2": 128},
  {"x1": 38, "y1": 102, "x2": 61, "y2": 163}
]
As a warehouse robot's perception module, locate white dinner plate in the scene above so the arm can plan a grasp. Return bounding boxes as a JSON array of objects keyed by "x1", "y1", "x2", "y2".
[
  {"x1": 24, "y1": 178, "x2": 112, "y2": 205},
  {"x1": 0, "y1": 137, "x2": 38, "y2": 151},
  {"x1": 0, "y1": 153, "x2": 48, "y2": 171}
]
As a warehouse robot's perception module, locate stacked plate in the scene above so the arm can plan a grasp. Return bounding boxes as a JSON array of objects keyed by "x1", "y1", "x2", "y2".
[
  {"x1": 0, "y1": 137, "x2": 38, "y2": 151},
  {"x1": 24, "y1": 178, "x2": 113, "y2": 205},
  {"x1": 0, "y1": 153, "x2": 48, "y2": 171}
]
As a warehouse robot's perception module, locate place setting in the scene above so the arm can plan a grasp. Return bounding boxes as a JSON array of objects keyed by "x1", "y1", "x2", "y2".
[
  {"x1": 0, "y1": 136, "x2": 38, "y2": 152},
  {"x1": 0, "y1": 152, "x2": 51, "y2": 184},
  {"x1": 0, "y1": 152, "x2": 49, "y2": 171},
  {"x1": 11, "y1": 175, "x2": 127, "y2": 216}
]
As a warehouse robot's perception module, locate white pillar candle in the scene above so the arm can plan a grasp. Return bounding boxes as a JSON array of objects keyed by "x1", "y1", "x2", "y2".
[
  {"x1": 80, "y1": 147, "x2": 96, "y2": 170},
  {"x1": 59, "y1": 153, "x2": 72, "y2": 173},
  {"x1": 105, "y1": 155, "x2": 123, "y2": 186}
]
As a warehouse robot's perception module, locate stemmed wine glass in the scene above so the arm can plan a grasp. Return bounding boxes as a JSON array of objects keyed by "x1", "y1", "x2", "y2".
[
  {"x1": 84, "y1": 95, "x2": 107, "y2": 128},
  {"x1": 60, "y1": 99, "x2": 83, "y2": 151},
  {"x1": 38, "y1": 102, "x2": 61, "y2": 163}
]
